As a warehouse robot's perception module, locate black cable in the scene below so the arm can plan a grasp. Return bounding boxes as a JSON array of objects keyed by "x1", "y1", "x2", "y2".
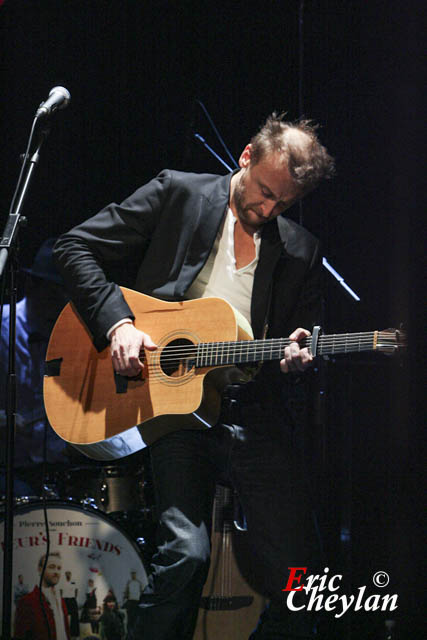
[
  {"x1": 298, "y1": 0, "x2": 305, "y2": 226},
  {"x1": 8, "y1": 117, "x2": 39, "y2": 216},
  {"x1": 298, "y1": 0, "x2": 305, "y2": 118},
  {"x1": 38, "y1": 419, "x2": 52, "y2": 640}
]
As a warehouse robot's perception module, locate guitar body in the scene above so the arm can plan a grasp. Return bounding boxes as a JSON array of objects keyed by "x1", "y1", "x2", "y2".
[
  {"x1": 44, "y1": 288, "x2": 252, "y2": 453},
  {"x1": 44, "y1": 286, "x2": 405, "y2": 459},
  {"x1": 194, "y1": 485, "x2": 266, "y2": 640}
]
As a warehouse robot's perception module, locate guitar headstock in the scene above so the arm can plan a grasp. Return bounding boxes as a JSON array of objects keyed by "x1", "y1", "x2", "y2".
[{"x1": 376, "y1": 328, "x2": 407, "y2": 354}]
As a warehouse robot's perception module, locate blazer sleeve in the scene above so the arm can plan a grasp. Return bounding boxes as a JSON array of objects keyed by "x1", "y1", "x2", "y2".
[{"x1": 54, "y1": 170, "x2": 172, "y2": 350}]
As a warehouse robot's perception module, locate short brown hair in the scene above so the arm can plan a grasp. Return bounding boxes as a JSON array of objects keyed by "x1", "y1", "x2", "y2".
[
  {"x1": 38, "y1": 551, "x2": 61, "y2": 569},
  {"x1": 250, "y1": 112, "x2": 335, "y2": 195}
]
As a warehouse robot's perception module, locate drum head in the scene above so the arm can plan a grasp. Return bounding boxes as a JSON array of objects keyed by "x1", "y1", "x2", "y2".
[{"x1": 0, "y1": 500, "x2": 148, "y2": 632}]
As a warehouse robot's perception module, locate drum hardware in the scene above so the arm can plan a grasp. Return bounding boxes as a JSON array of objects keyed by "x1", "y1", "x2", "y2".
[
  {"x1": 100, "y1": 479, "x2": 109, "y2": 508},
  {"x1": 58, "y1": 463, "x2": 151, "y2": 514},
  {"x1": 81, "y1": 497, "x2": 99, "y2": 509},
  {"x1": 42, "y1": 482, "x2": 61, "y2": 499},
  {"x1": 0, "y1": 495, "x2": 39, "y2": 507},
  {"x1": 136, "y1": 536, "x2": 148, "y2": 550}
]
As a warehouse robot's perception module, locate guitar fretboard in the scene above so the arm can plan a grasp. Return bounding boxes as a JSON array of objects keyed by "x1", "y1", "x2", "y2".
[{"x1": 193, "y1": 331, "x2": 396, "y2": 367}]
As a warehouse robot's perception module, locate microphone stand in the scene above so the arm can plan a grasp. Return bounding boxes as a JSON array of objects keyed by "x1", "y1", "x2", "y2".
[{"x1": 0, "y1": 118, "x2": 51, "y2": 640}]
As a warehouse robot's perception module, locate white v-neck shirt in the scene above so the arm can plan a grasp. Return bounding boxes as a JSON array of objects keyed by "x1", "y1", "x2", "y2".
[
  {"x1": 107, "y1": 209, "x2": 260, "y2": 338},
  {"x1": 42, "y1": 587, "x2": 68, "y2": 640},
  {"x1": 185, "y1": 208, "x2": 260, "y2": 326}
]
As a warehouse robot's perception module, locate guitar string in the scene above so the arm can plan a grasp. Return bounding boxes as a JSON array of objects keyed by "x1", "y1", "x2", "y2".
[
  {"x1": 225, "y1": 490, "x2": 232, "y2": 599},
  {"x1": 122, "y1": 334, "x2": 400, "y2": 376},
  {"x1": 137, "y1": 332, "x2": 398, "y2": 358},
  {"x1": 142, "y1": 334, "x2": 376, "y2": 354},
  {"x1": 221, "y1": 492, "x2": 226, "y2": 600},
  {"x1": 138, "y1": 334, "x2": 398, "y2": 365},
  {"x1": 223, "y1": 530, "x2": 227, "y2": 599},
  {"x1": 147, "y1": 340, "x2": 382, "y2": 359},
  {"x1": 155, "y1": 334, "x2": 399, "y2": 354},
  {"x1": 143, "y1": 331, "x2": 399, "y2": 352},
  {"x1": 139, "y1": 342, "x2": 399, "y2": 371},
  {"x1": 227, "y1": 530, "x2": 231, "y2": 598}
]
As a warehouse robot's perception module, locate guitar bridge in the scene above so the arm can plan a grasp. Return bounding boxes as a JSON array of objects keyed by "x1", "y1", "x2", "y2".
[
  {"x1": 44, "y1": 357, "x2": 63, "y2": 376},
  {"x1": 114, "y1": 370, "x2": 144, "y2": 393}
]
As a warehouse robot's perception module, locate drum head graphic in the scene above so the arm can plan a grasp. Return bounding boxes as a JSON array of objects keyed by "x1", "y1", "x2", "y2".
[{"x1": 0, "y1": 501, "x2": 148, "y2": 631}]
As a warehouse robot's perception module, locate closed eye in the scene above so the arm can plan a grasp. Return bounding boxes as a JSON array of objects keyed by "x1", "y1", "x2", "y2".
[
  {"x1": 259, "y1": 182, "x2": 295, "y2": 211},
  {"x1": 261, "y1": 187, "x2": 274, "y2": 199}
]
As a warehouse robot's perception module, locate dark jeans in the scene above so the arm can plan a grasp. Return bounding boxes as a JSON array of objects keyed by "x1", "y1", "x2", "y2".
[
  {"x1": 63, "y1": 597, "x2": 79, "y2": 636},
  {"x1": 129, "y1": 393, "x2": 321, "y2": 639}
]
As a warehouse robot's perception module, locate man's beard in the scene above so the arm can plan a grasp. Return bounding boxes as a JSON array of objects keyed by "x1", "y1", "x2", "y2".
[
  {"x1": 232, "y1": 174, "x2": 263, "y2": 229},
  {"x1": 232, "y1": 174, "x2": 246, "y2": 219},
  {"x1": 44, "y1": 580, "x2": 58, "y2": 588}
]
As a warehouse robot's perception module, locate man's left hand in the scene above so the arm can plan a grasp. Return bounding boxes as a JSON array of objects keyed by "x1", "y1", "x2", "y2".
[{"x1": 280, "y1": 328, "x2": 313, "y2": 373}]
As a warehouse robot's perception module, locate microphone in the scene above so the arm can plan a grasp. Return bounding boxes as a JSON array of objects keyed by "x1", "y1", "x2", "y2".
[{"x1": 36, "y1": 86, "x2": 71, "y2": 118}]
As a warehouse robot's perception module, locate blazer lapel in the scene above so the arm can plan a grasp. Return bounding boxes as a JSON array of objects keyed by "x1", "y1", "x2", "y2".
[
  {"x1": 251, "y1": 219, "x2": 283, "y2": 339},
  {"x1": 174, "y1": 173, "x2": 233, "y2": 297}
]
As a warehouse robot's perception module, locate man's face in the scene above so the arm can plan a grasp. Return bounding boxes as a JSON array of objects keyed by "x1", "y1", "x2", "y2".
[
  {"x1": 40, "y1": 556, "x2": 62, "y2": 588},
  {"x1": 232, "y1": 144, "x2": 300, "y2": 231}
]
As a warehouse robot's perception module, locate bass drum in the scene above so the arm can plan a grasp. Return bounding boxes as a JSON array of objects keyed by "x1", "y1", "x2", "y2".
[{"x1": 0, "y1": 500, "x2": 149, "y2": 637}]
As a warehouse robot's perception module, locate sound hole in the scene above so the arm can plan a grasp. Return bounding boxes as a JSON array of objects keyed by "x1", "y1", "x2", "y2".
[{"x1": 160, "y1": 338, "x2": 196, "y2": 377}]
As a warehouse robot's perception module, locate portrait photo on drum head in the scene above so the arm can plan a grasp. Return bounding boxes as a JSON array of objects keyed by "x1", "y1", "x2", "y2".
[{"x1": 0, "y1": 501, "x2": 148, "y2": 636}]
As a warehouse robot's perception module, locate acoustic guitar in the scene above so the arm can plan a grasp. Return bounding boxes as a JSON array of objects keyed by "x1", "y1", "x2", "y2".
[
  {"x1": 43, "y1": 287, "x2": 406, "y2": 459},
  {"x1": 193, "y1": 484, "x2": 267, "y2": 639}
]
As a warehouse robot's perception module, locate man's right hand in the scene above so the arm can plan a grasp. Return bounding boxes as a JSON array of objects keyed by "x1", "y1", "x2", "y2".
[{"x1": 110, "y1": 323, "x2": 157, "y2": 377}]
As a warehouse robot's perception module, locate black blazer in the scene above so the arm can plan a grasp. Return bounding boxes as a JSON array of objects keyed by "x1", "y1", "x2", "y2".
[{"x1": 54, "y1": 170, "x2": 322, "y2": 355}]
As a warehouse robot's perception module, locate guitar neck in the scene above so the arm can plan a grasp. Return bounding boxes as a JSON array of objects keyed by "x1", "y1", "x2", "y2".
[{"x1": 195, "y1": 331, "x2": 394, "y2": 367}]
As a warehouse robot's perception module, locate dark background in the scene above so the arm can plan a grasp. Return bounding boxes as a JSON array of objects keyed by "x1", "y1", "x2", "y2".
[{"x1": 0, "y1": 1, "x2": 423, "y2": 638}]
